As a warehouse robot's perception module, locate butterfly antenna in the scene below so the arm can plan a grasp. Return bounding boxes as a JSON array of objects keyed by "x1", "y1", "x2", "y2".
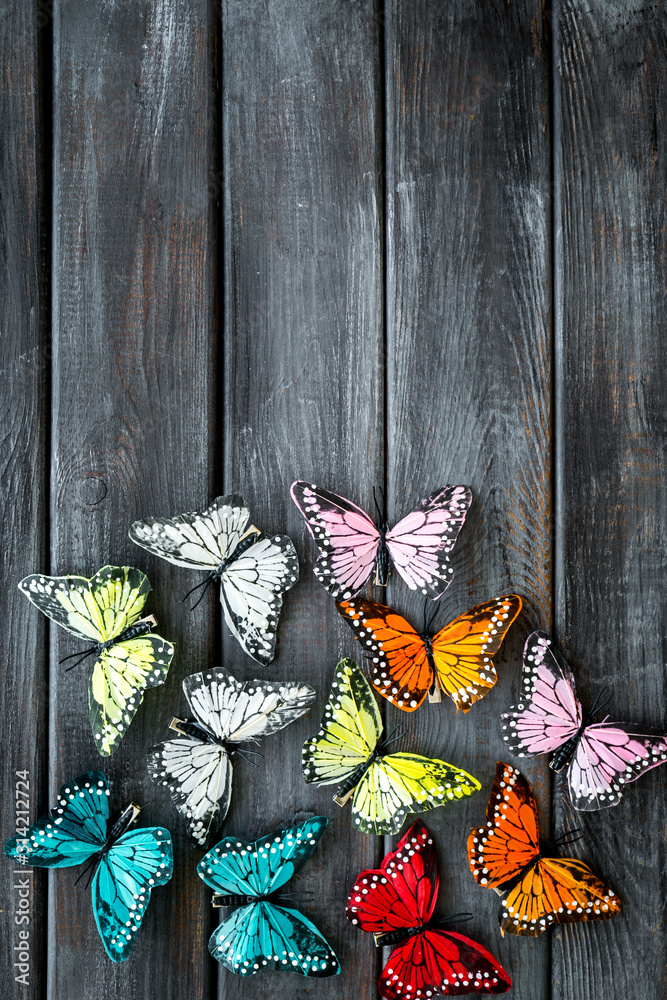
[
  {"x1": 233, "y1": 748, "x2": 264, "y2": 767},
  {"x1": 60, "y1": 647, "x2": 98, "y2": 671},
  {"x1": 183, "y1": 573, "x2": 216, "y2": 610},
  {"x1": 547, "y1": 827, "x2": 584, "y2": 851},
  {"x1": 276, "y1": 890, "x2": 314, "y2": 902},
  {"x1": 427, "y1": 600, "x2": 441, "y2": 633},
  {"x1": 589, "y1": 686, "x2": 614, "y2": 719},
  {"x1": 73, "y1": 854, "x2": 99, "y2": 889},
  {"x1": 380, "y1": 723, "x2": 407, "y2": 750},
  {"x1": 372, "y1": 486, "x2": 383, "y2": 525},
  {"x1": 435, "y1": 912, "x2": 474, "y2": 926}
]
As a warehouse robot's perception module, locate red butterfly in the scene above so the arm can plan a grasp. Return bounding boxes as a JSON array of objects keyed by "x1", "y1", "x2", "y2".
[
  {"x1": 347, "y1": 820, "x2": 512, "y2": 997},
  {"x1": 467, "y1": 762, "x2": 622, "y2": 936},
  {"x1": 337, "y1": 595, "x2": 522, "y2": 712}
]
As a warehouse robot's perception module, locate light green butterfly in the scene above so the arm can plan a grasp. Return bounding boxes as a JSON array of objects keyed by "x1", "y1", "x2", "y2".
[
  {"x1": 19, "y1": 565, "x2": 174, "y2": 756},
  {"x1": 301, "y1": 657, "x2": 480, "y2": 835}
]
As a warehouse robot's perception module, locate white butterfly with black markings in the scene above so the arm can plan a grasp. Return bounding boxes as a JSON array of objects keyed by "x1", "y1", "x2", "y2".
[
  {"x1": 129, "y1": 494, "x2": 299, "y2": 664},
  {"x1": 147, "y1": 667, "x2": 316, "y2": 846}
]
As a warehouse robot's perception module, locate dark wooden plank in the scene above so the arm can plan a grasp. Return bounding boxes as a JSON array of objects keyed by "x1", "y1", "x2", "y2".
[
  {"x1": 50, "y1": 1, "x2": 217, "y2": 996},
  {"x1": 0, "y1": 3, "x2": 48, "y2": 998},
  {"x1": 553, "y1": 2, "x2": 667, "y2": 997},
  {"x1": 220, "y1": 1, "x2": 383, "y2": 997},
  {"x1": 385, "y1": 3, "x2": 552, "y2": 999}
]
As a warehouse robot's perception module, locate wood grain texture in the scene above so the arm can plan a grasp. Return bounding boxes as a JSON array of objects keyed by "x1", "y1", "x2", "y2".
[
  {"x1": 384, "y1": 3, "x2": 552, "y2": 998},
  {"x1": 553, "y1": 2, "x2": 667, "y2": 997},
  {"x1": 50, "y1": 1, "x2": 217, "y2": 996},
  {"x1": 0, "y1": 3, "x2": 48, "y2": 998},
  {"x1": 219, "y1": 1, "x2": 383, "y2": 997}
]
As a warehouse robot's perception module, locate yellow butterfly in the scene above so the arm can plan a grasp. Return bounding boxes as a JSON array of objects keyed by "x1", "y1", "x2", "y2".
[
  {"x1": 19, "y1": 566, "x2": 174, "y2": 755},
  {"x1": 302, "y1": 658, "x2": 480, "y2": 835}
]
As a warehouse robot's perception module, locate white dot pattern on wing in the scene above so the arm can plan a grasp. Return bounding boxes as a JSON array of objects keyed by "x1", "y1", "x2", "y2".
[{"x1": 468, "y1": 764, "x2": 621, "y2": 934}]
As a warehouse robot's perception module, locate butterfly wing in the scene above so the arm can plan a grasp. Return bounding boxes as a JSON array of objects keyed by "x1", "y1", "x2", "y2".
[
  {"x1": 567, "y1": 724, "x2": 667, "y2": 811},
  {"x1": 347, "y1": 820, "x2": 438, "y2": 933},
  {"x1": 5, "y1": 771, "x2": 108, "y2": 867},
  {"x1": 198, "y1": 816, "x2": 329, "y2": 897},
  {"x1": 302, "y1": 658, "x2": 382, "y2": 786},
  {"x1": 500, "y1": 631, "x2": 581, "y2": 756},
  {"x1": 147, "y1": 739, "x2": 232, "y2": 847},
  {"x1": 129, "y1": 494, "x2": 250, "y2": 569},
  {"x1": 18, "y1": 565, "x2": 150, "y2": 642},
  {"x1": 92, "y1": 827, "x2": 173, "y2": 961},
  {"x1": 89, "y1": 633, "x2": 174, "y2": 756},
  {"x1": 219, "y1": 534, "x2": 299, "y2": 664},
  {"x1": 498, "y1": 856, "x2": 621, "y2": 937},
  {"x1": 291, "y1": 481, "x2": 380, "y2": 598},
  {"x1": 380, "y1": 930, "x2": 511, "y2": 998},
  {"x1": 337, "y1": 598, "x2": 433, "y2": 712},
  {"x1": 467, "y1": 761, "x2": 540, "y2": 890},
  {"x1": 354, "y1": 753, "x2": 481, "y2": 836},
  {"x1": 183, "y1": 667, "x2": 315, "y2": 743},
  {"x1": 208, "y1": 901, "x2": 339, "y2": 977},
  {"x1": 431, "y1": 596, "x2": 522, "y2": 711},
  {"x1": 384, "y1": 486, "x2": 472, "y2": 599}
]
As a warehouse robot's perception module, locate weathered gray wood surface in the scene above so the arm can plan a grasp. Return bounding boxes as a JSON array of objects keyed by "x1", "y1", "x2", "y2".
[
  {"x1": 0, "y1": 3, "x2": 48, "y2": 998},
  {"x1": 219, "y1": 2, "x2": 383, "y2": 997},
  {"x1": 2, "y1": 0, "x2": 665, "y2": 998},
  {"x1": 384, "y1": 3, "x2": 552, "y2": 999},
  {"x1": 48, "y1": 1, "x2": 217, "y2": 998},
  {"x1": 553, "y1": 2, "x2": 667, "y2": 998}
]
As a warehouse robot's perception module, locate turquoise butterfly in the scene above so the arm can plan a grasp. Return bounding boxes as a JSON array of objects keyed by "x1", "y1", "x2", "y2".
[
  {"x1": 5, "y1": 771, "x2": 173, "y2": 962},
  {"x1": 197, "y1": 816, "x2": 340, "y2": 977}
]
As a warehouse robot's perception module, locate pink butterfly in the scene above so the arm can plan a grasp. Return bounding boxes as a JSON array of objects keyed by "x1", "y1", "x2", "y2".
[
  {"x1": 290, "y1": 482, "x2": 471, "y2": 600},
  {"x1": 501, "y1": 630, "x2": 667, "y2": 811}
]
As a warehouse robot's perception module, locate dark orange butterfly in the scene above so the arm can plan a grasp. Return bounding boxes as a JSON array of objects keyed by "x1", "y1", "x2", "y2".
[
  {"x1": 467, "y1": 762, "x2": 622, "y2": 937},
  {"x1": 336, "y1": 595, "x2": 521, "y2": 713}
]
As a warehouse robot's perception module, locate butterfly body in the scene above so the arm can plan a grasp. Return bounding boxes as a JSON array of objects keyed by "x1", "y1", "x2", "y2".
[
  {"x1": 169, "y1": 717, "x2": 228, "y2": 748},
  {"x1": 291, "y1": 481, "x2": 472, "y2": 599},
  {"x1": 548, "y1": 727, "x2": 585, "y2": 773},
  {"x1": 371, "y1": 496, "x2": 391, "y2": 585},
  {"x1": 338, "y1": 595, "x2": 522, "y2": 713},
  {"x1": 468, "y1": 762, "x2": 621, "y2": 936},
  {"x1": 18, "y1": 566, "x2": 174, "y2": 755},
  {"x1": 5, "y1": 771, "x2": 173, "y2": 962},
  {"x1": 501, "y1": 631, "x2": 667, "y2": 809},
  {"x1": 302, "y1": 658, "x2": 480, "y2": 834},
  {"x1": 197, "y1": 817, "x2": 340, "y2": 977},
  {"x1": 374, "y1": 532, "x2": 390, "y2": 587},
  {"x1": 206, "y1": 526, "x2": 263, "y2": 579},
  {"x1": 149, "y1": 667, "x2": 315, "y2": 845},
  {"x1": 130, "y1": 496, "x2": 299, "y2": 664},
  {"x1": 348, "y1": 820, "x2": 511, "y2": 997},
  {"x1": 331, "y1": 749, "x2": 379, "y2": 806}
]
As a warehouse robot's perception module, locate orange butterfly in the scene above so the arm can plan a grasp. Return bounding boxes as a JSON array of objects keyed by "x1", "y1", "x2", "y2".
[
  {"x1": 467, "y1": 762, "x2": 621, "y2": 937},
  {"x1": 336, "y1": 595, "x2": 521, "y2": 713}
]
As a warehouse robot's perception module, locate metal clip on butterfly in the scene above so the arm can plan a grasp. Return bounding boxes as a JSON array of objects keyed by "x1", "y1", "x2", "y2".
[
  {"x1": 302, "y1": 658, "x2": 481, "y2": 835},
  {"x1": 18, "y1": 566, "x2": 174, "y2": 755},
  {"x1": 347, "y1": 820, "x2": 511, "y2": 997},
  {"x1": 501, "y1": 631, "x2": 667, "y2": 810},
  {"x1": 467, "y1": 762, "x2": 621, "y2": 936},
  {"x1": 129, "y1": 494, "x2": 299, "y2": 664},
  {"x1": 338, "y1": 594, "x2": 522, "y2": 713},
  {"x1": 147, "y1": 667, "x2": 315, "y2": 846},
  {"x1": 197, "y1": 816, "x2": 340, "y2": 977},
  {"x1": 291, "y1": 481, "x2": 472, "y2": 599},
  {"x1": 4, "y1": 771, "x2": 173, "y2": 962}
]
